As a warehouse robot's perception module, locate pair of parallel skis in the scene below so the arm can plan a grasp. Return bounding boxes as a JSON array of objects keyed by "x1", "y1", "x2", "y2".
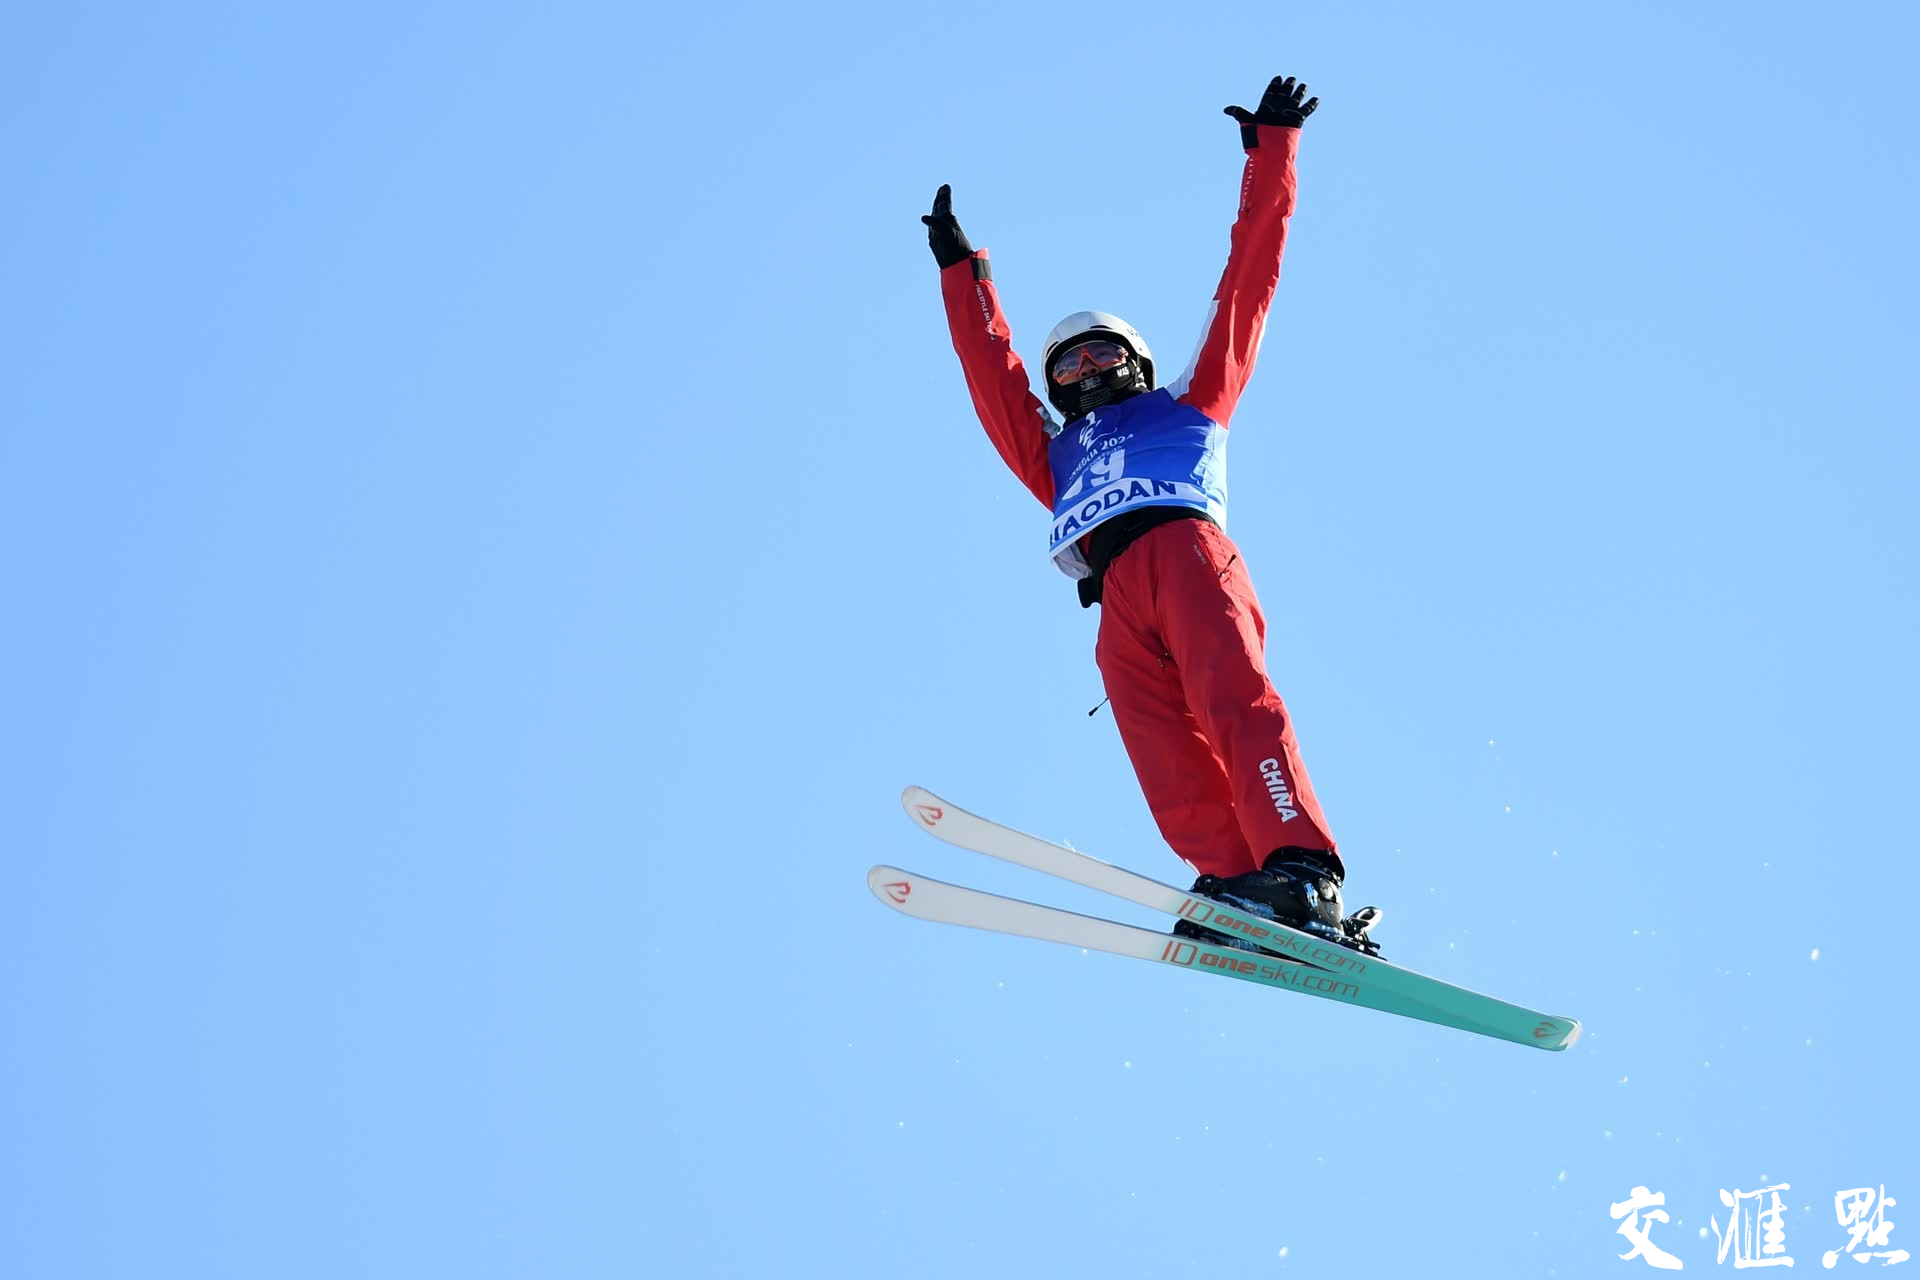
[{"x1": 871, "y1": 786, "x2": 1581, "y2": 1052}]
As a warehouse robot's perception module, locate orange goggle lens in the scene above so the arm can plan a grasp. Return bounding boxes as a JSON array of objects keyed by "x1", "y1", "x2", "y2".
[{"x1": 1050, "y1": 340, "x2": 1131, "y2": 385}]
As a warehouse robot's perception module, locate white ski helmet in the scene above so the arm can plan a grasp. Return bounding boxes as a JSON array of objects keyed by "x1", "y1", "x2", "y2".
[{"x1": 1040, "y1": 310, "x2": 1155, "y2": 421}]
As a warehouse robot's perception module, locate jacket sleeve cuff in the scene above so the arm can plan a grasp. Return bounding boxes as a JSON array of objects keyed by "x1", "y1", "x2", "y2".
[
  {"x1": 1243, "y1": 122, "x2": 1302, "y2": 153},
  {"x1": 939, "y1": 248, "x2": 992, "y2": 282}
]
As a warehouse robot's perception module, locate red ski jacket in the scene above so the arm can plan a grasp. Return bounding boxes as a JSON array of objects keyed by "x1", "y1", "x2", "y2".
[{"x1": 938, "y1": 123, "x2": 1304, "y2": 517}]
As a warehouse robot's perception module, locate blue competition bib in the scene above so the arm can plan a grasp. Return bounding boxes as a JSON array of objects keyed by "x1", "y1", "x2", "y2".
[{"x1": 1046, "y1": 390, "x2": 1228, "y2": 577}]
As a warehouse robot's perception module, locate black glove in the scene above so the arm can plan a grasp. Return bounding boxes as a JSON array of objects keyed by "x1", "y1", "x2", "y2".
[
  {"x1": 921, "y1": 184, "x2": 974, "y2": 270},
  {"x1": 1223, "y1": 75, "x2": 1318, "y2": 141}
]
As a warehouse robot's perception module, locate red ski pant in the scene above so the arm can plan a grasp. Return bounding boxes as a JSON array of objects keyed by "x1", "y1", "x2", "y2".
[{"x1": 1094, "y1": 518, "x2": 1338, "y2": 880}]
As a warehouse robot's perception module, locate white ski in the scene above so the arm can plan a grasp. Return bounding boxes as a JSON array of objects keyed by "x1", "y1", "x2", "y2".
[{"x1": 873, "y1": 786, "x2": 1581, "y2": 1052}]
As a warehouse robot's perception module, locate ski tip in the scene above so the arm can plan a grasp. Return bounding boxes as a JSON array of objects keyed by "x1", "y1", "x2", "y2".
[
  {"x1": 867, "y1": 864, "x2": 918, "y2": 909},
  {"x1": 901, "y1": 786, "x2": 949, "y2": 831}
]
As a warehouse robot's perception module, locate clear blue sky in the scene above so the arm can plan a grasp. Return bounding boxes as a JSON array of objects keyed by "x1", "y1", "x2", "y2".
[{"x1": 4, "y1": 2, "x2": 1915, "y2": 1276}]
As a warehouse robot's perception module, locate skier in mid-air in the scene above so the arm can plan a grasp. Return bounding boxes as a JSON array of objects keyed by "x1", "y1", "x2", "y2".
[{"x1": 921, "y1": 73, "x2": 1379, "y2": 954}]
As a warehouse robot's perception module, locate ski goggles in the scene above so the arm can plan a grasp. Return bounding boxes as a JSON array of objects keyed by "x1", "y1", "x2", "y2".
[{"x1": 1049, "y1": 339, "x2": 1131, "y2": 385}]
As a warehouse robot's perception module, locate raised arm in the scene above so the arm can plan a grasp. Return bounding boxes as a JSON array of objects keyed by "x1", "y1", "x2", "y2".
[
  {"x1": 924, "y1": 185, "x2": 1056, "y2": 508},
  {"x1": 1165, "y1": 75, "x2": 1319, "y2": 429}
]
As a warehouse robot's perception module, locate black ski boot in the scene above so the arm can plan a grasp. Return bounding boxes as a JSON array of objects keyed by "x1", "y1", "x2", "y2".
[{"x1": 1172, "y1": 848, "x2": 1384, "y2": 957}]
